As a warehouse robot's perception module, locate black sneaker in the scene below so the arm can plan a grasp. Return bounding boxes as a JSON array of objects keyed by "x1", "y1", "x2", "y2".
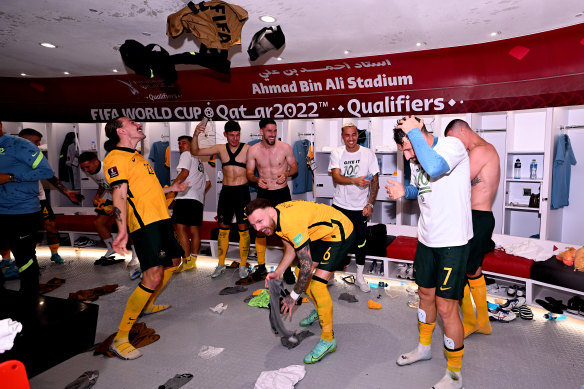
[
  {"x1": 283, "y1": 267, "x2": 296, "y2": 285},
  {"x1": 251, "y1": 264, "x2": 268, "y2": 281},
  {"x1": 566, "y1": 296, "x2": 583, "y2": 315}
]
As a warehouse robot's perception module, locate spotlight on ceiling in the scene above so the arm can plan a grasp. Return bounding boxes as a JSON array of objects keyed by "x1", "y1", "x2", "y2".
[
  {"x1": 277, "y1": 57, "x2": 283, "y2": 61},
  {"x1": 63, "y1": 71, "x2": 70, "y2": 75},
  {"x1": 260, "y1": 15, "x2": 276, "y2": 23},
  {"x1": 40, "y1": 42, "x2": 57, "y2": 49},
  {"x1": 112, "y1": 69, "x2": 119, "y2": 73},
  {"x1": 416, "y1": 42, "x2": 426, "y2": 47},
  {"x1": 344, "y1": 50, "x2": 351, "y2": 55},
  {"x1": 20, "y1": 73, "x2": 27, "y2": 76},
  {"x1": 490, "y1": 31, "x2": 501, "y2": 37}
]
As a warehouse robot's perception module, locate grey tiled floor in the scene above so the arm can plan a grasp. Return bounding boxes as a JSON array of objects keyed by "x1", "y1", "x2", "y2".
[{"x1": 4, "y1": 246, "x2": 584, "y2": 389}]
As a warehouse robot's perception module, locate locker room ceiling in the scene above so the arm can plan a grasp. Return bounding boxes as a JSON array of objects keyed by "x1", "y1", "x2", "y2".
[{"x1": 0, "y1": 0, "x2": 583, "y2": 79}]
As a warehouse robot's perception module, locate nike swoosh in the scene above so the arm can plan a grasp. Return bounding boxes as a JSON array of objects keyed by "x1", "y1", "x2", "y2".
[
  {"x1": 19, "y1": 235, "x2": 30, "y2": 239},
  {"x1": 439, "y1": 286, "x2": 452, "y2": 291},
  {"x1": 32, "y1": 152, "x2": 38, "y2": 157}
]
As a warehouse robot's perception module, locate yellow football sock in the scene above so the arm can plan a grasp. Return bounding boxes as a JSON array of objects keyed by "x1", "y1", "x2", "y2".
[
  {"x1": 239, "y1": 229, "x2": 250, "y2": 267},
  {"x1": 460, "y1": 284, "x2": 478, "y2": 337},
  {"x1": 310, "y1": 278, "x2": 334, "y2": 342},
  {"x1": 48, "y1": 243, "x2": 59, "y2": 254},
  {"x1": 445, "y1": 347, "x2": 464, "y2": 373},
  {"x1": 467, "y1": 275, "x2": 492, "y2": 336},
  {"x1": 217, "y1": 228, "x2": 230, "y2": 266},
  {"x1": 144, "y1": 266, "x2": 176, "y2": 314},
  {"x1": 255, "y1": 236, "x2": 267, "y2": 266},
  {"x1": 418, "y1": 321, "x2": 436, "y2": 346},
  {"x1": 113, "y1": 283, "x2": 154, "y2": 354}
]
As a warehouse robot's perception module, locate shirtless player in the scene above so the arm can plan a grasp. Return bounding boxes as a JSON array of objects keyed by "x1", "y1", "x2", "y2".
[
  {"x1": 191, "y1": 120, "x2": 251, "y2": 279},
  {"x1": 445, "y1": 119, "x2": 500, "y2": 337},
  {"x1": 245, "y1": 118, "x2": 298, "y2": 284}
]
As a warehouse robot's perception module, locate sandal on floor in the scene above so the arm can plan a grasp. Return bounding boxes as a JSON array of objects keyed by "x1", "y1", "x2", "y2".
[{"x1": 518, "y1": 305, "x2": 533, "y2": 320}]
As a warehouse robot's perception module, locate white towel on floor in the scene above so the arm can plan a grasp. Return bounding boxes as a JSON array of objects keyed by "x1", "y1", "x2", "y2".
[
  {"x1": 0, "y1": 318, "x2": 22, "y2": 353},
  {"x1": 502, "y1": 241, "x2": 553, "y2": 262},
  {"x1": 254, "y1": 365, "x2": 306, "y2": 389}
]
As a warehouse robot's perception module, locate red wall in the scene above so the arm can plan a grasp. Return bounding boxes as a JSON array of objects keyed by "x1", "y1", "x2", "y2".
[{"x1": 1, "y1": 23, "x2": 584, "y2": 122}]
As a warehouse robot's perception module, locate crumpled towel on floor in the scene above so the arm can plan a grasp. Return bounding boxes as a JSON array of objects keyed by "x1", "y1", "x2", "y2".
[
  {"x1": 0, "y1": 318, "x2": 22, "y2": 353},
  {"x1": 198, "y1": 345, "x2": 224, "y2": 359},
  {"x1": 254, "y1": 365, "x2": 306, "y2": 389}
]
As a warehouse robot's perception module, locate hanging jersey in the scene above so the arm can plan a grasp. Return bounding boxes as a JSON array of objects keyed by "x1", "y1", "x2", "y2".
[
  {"x1": 104, "y1": 147, "x2": 170, "y2": 233},
  {"x1": 148, "y1": 141, "x2": 170, "y2": 187},
  {"x1": 223, "y1": 143, "x2": 246, "y2": 168},
  {"x1": 167, "y1": 1, "x2": 248, "y2": 50},
  {"x1": 328, "y1": 146, "x2": 379, "y2": 211},
  {"x1": 275, "y1": 201, "x2": 353, "y2": 250},
  {"x1": 175, "y1": 152, "x2": 209, "y2": 203},
  {"x1": 409, "y1": 136, "x2": 472, "y2": 248},
  {"x1": 85, "y1": 161, "x2": 113, "y2": 201}
]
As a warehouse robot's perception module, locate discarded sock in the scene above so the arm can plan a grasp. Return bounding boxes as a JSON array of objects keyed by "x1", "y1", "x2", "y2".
[
  {"x1": 339, "y1": 292, "x2": 358, "y2": 303},
  {"x1": 158, "y1": 373, "x2": 194, "y2": 389},
  {"x1": 209, "y1": 303, "x2": 228, "y2": 314},
  {"x1": 38, "y1": 277, "x2": 66, "y2": 294},
  {"x1": 198, "y1": 345, "x2": 224, "y2": 359},
  {"x1": 254, "y1": 365, "x2": 306, "y2": 389},
  {"x1": 281, "y1": 330, "x2": 314, "y2": 349},
  {"x1": 219, "y1": 285, "x2": 248, "y2": 295},
  {"x1": 64, "y1": 370, "x2": 99, "y2": 389},
  {"x1": 368, "y1": 299, "x2": 382, "y2": 309},
  {"x1": 68, "y1": 284, "x2": 119, "y2": 302}
]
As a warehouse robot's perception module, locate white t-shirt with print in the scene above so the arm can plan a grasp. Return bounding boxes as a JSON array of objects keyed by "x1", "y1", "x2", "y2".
[
  {"x1": 409, "y1": 136, "x2": 472, "y2": 247},
  {"x1": 328, "y1": 145, "x2": 379, "y2": 211},
  {"x1": 86, "y1": 161, "x2": 112, "y2": 201},
  {"x1": 175, "y1": 152, "x2": 209, "y2": 204}
]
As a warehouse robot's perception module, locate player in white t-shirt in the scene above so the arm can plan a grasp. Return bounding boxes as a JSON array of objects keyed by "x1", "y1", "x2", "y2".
[
  {"x1": 328, "y1": 122, "x2": 379, "y2": 292},
  {"x1": 386, "y1": 116, "x2": 472, "y2": 389},
  {"x1": 171, "y1": 135, "x2": 211, "y2": 272}
]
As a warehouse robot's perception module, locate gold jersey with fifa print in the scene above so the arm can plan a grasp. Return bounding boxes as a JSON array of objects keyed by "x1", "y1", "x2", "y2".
[
  {"x1": 104, "y1": 147, "x2": 170, "y2": 233},
  {"x1": 275, "y1": 200, "x2": 353, "y2": 249}
]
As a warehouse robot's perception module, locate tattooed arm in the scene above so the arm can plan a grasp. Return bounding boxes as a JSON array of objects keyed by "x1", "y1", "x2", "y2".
[
  {"x1": 110, "y1": 182, "x2": 129, "y2": 255},
  {"x1": 363, "y1": 173, "x2": 379, "y2": 217},
  {"x1": 47, "y1": 176, "x2": 82, "y2": 204}
]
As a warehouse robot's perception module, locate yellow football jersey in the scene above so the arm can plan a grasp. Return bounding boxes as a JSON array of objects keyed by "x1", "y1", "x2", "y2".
[
  {"x1": 275, "y1": 201, "x2": 353, "y2": 249},
  {"x1": 104, "y1": 147, "x2": 170, "y2": 232}
]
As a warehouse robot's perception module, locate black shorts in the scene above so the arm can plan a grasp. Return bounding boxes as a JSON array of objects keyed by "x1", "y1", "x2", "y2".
[
  {"x1": 309, "y1": 231, "x2": 355, "y2": 272},
  {"x1": 467, "y1": 210, "x2": 496, "y2": 274},
  {"x1": 217, "y1": 184, "x2": 250, "y2": 225},
  {"x1": 40, "y1": 199, "x2": 56, "y2": 222},
  {"x1": 413, "y1": 241, "x2": 470, "y2": 300},
  {"x1": 171, "y1": 199, "x2": 203, "y2": 226},
  {"x1": 130, "y1": 219, "x2": 184, "y2": 272},
  {"x1": 257, "y1": 186, "x2": 292, "y2": 207}
]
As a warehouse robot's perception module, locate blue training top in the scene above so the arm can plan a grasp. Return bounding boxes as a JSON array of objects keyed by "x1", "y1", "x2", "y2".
[{"x1": 0, "y1": 134, "x2": 54, "y2": 214}]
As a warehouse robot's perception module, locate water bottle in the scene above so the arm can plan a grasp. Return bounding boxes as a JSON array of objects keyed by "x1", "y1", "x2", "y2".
[
  {"x1": 90, "y1": 140, "x2": 97, "y2": 151},
  {"x1": 530, "y1": 159, "x2": 537, "y2": 180},
  {"x1": 514, "y1": 159, "x2": 521, "y2": 179}
]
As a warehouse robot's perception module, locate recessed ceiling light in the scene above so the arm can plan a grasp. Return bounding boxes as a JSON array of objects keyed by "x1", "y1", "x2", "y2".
[
  {"x1": 63, "y1": 71, "x2": 70, "y2": 75},
  {"x1": 40, "y1": 42, "x2": 57, "y2": 49},
  {"x1": 112, "y1": 69, "x2": 119, "y2": 73},
  {"x1": 490, "y1": 31, "x2": 501, "y2": 37},
  {"x1": 20, "y1": 73, "x2": 27, "y2": 76},
  {"x1": 344, "y1": 50, "x2": 351, "y2": 55},
  {"x1": 416, "y1": 42, "x2": 426, "y2": 47},
  {"x1": 260, "y1": 15, "x2": 276, "y2": 23},
  {"x1": 276, "y1": 57, "x2": 283, "y2": 61}
]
